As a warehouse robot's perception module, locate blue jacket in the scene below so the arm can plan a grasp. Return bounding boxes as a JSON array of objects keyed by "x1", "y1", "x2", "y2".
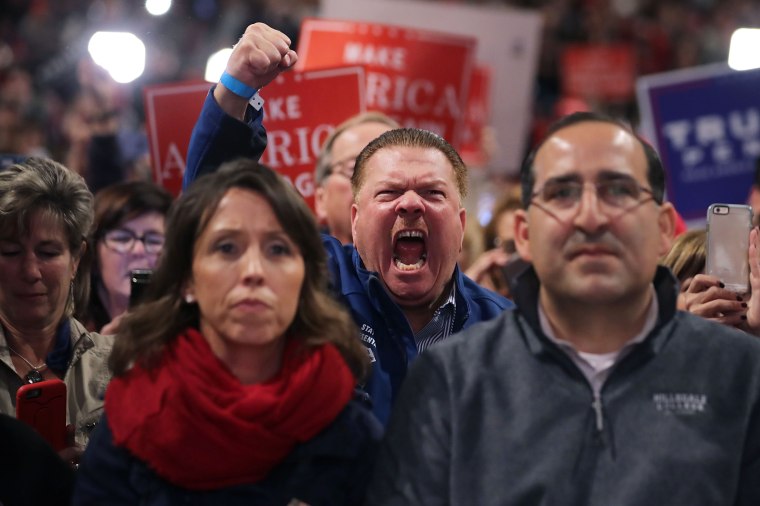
[
  {"x1": 323, "y1": 235, "x2": 511, "y2": 424},
  {"x1": 183, "y1": 89, "x2": 267, "y2": 190},
  {"x1": 73, "y1": 402, "x2": 382, "y2": 505},
  {"x1": 183, "y1": 95, "x2": 514, "y2": 424}
]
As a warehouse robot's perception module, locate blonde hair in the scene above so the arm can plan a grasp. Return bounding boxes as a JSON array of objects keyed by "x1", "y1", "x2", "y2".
[{"x1": 660, "y1": 229, "x2": 706, "y2": 284}]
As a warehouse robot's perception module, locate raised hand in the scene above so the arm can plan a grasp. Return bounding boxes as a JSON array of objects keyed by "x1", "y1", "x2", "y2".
[{"x1": 214, "y1": 23, "x2": 298, "y2": 120}]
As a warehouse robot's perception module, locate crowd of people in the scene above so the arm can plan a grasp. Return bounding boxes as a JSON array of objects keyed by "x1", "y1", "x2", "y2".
[
  {"x1": 2, "y1": 0, "x2": 760, "y2": 178},
  {"x1": 1, "y1": 10, "x2": 760, "y2": 506}
]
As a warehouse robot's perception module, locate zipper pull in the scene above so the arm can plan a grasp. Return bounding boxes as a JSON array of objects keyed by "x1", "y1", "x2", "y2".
[{"x1": 591, "y1": 393, "x2": 604, "y2": 432}]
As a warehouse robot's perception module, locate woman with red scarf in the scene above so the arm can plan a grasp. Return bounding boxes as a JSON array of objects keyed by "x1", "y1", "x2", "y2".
[{"x1": 73, "y1": 160, "x2": 381, "y2": 505}]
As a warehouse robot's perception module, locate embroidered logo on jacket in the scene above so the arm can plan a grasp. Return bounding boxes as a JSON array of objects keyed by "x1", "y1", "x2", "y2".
[
  {"x1": 359, "y1": 323, "x2": 377, "y2": 363},
  {"x1": 652, "y1": 392, "x2": 707, "y2": 415}
]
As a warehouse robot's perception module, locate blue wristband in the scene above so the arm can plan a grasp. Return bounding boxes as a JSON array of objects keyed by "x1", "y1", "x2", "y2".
[{"x1": 220, "y1": 71, "x2": 257, "y2": 99}]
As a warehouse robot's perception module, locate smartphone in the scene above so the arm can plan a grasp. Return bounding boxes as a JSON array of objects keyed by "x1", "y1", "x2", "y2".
[
  {"x1": 15, "y1": 379, "x2": 68, "y2": 451},
  {"x1": 129, "y1": 269, "x2": 153, "y2": 308},
  {"x1": 705, "y1": 203, "x2": 753, "y2": 294}
]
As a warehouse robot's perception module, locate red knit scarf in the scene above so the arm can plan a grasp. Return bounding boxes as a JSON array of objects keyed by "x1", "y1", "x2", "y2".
[{"x1": 105, "y1": 328, "x2": 355, "y2": 490}]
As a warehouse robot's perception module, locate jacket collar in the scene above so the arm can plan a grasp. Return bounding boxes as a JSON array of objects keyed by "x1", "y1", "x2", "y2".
[
  {"x1": 514, "y1": 265, "x2": 679, "y2": 356},
  {"x1": 351, "y1": 248, "x2": 471, "y2": 328}
]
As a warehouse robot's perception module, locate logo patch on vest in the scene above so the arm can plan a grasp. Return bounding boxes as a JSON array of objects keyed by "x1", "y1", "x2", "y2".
[{"x1": 652, "y1": 392, "x2": 707, "y2": 415}]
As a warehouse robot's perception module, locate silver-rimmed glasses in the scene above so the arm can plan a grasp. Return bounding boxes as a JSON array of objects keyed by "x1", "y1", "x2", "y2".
[
  {"x1": 529, "y1": 176, "x2": 656, "y2": 221},
  {"x1": 325, "y1": 157, "x2": 356, "y2": 180}
]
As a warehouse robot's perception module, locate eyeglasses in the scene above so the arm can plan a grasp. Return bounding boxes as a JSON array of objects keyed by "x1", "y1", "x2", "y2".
[
  {"x1": 529, "y1": 177, "x2": 656, "y2": 218},
  {"x1": 325, "y1": 157, "x2": 356, "y2": 180},
  {"x1": 102, "y1": 229, "x2": 165, "y2": 254}
]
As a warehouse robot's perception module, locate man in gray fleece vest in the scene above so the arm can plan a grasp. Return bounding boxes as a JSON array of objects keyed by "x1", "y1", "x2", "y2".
[{"x1": 366, "y1": 112, "x2": 760, "y2": 506}]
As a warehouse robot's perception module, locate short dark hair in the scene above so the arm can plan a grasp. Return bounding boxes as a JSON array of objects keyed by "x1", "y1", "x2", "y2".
[
  {"x1": 352, "y1": 128, "x2": 468, "y2": 201},
  {"x1": 109, "y1": 159, "x2": 369, "y2": 380},
  {"x1": 519, "y1": 112, "x2": 665, "y2": 208},
  {"x1": 91, "y1": 181, "x2": 173, "y2": 242}
]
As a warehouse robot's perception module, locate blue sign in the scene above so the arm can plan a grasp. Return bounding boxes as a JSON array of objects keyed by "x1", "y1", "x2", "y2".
[
  {"x1": 0, "y1": 153, "x2": 27, "y2": 170},
  {"x1": 637, "y1": 64, "x2": 760, "y2": 221}
]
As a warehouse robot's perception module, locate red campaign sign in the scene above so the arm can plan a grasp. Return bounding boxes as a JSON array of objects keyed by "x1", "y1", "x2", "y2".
[
  {"x1": 257, "y1": 66, "x2": 366, "y2": 211},
  {"x1": 144, "y1": 80, "x2": 210, "y2": 197},
  {"x1": 296, "y1": 18, "x2": 477, "y2": 148},
  {"x1": 459, "y1": 65, "x2": 492, "y2": 167},
  {"x1": 143, "y1": 67, "x2": 365, "y2": 208},
  {"x1": 561, "y1": 44, "x2": 636, "y2": 101}
]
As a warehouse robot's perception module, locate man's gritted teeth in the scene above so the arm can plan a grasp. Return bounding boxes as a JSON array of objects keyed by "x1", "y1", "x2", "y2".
[{"x1": 393, "y1": 230, "x2": 427, "y2": 271}]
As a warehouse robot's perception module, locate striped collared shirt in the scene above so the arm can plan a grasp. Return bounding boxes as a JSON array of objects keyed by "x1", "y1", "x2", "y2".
[{"x1": 414, "y1": 283, "x2": 457, "y2": 352}]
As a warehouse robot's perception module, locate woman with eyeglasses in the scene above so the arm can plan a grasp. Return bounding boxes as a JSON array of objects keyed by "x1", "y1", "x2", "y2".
[{"x1": 79, "y1": 181, "x2": 172, "y2": 333}]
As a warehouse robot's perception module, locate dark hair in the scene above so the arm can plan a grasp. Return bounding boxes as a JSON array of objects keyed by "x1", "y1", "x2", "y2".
[
  {"x1": 0, "y1": 157, "x2": 93, "y2": 317},
  {"x1": 314, "y1": 111, "x2": 399, "y2": 185},
  {"x1": 80, "y1": 181, "x2": 173, "y2": 330},
  {"x1": 519, "y1": 111, "x2": 665, "y2": 208},
  {"x1": 109, "y1": 159, "x2": 369, "y2": 380},
  {"x1": 352, "y1": 128, "x2": 468, "y2": 200}
]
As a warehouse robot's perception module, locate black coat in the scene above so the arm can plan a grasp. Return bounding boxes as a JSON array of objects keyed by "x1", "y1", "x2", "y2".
[{"x1": 72, "y1": 400, "x2": 382, "y2": 505}]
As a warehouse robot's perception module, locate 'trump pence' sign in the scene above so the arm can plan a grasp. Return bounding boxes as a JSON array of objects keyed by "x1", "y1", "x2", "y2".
[
  {"x1": 296, "y1": 19, "x2": 476, "y2": 147},
  {"x1": 637, "y1": 64, "x2": 760, "y2": 221}
]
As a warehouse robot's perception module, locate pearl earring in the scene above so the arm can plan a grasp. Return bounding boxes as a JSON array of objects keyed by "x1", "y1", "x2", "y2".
[{"x1": 184, "y1": 293, "x2": 195, "y2": 304}]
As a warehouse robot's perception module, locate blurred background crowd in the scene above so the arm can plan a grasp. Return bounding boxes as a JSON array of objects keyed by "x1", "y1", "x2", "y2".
[{"x1": 0, "y1": 0, "x2": 758, "y2": 176}]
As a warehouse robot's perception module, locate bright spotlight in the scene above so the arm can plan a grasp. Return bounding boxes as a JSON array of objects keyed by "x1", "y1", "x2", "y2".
[
  {"x1": 205, "y1": 48, "x2": 233, "y2": 83},
  {"x1": 146, "y1": 0, "x2": 172, "y2": 16},
  {"x1": 88, "y1": 32, "x2": 146, "y2": 83},
  {"x1": 728, "y1": 28, "x2": 760, "y2": 71}
]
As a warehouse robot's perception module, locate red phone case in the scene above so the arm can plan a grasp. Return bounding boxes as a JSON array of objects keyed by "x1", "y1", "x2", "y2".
[{"x1": 15, "y1": 379, "x2": 68, "y2": 451}]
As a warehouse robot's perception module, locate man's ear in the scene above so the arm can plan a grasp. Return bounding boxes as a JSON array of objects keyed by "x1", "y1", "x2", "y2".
[
  {"x1": 458, "y1": 207, "x2": 466, "y2": 253},
  {"x1": 657, "y1": 202, "x2": 677, "y2": 257},
  {"x1": 315, "y1": 186, "x2": 328, "y2": 225},
  {"x1": 513, "y1": 209, "x2": 533, "y2": 262},
  {"x1": 350, "y1": 203, "x2": 359, "y2": 245}
]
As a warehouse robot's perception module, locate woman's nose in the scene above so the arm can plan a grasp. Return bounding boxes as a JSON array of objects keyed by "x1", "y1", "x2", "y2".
[{"x1": 20, "y1": 255, "x2": 42, "y2": 281}]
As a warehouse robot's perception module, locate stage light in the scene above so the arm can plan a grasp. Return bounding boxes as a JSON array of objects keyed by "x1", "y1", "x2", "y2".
[
  {"x1": 146, "y1": 0, "x2": 172, "y2": 16},
  {"x1": 728, "y1": 28, "x2": 760, "y2": 71},
  {"x1": 205, "y1": 48, "x2": 233, "y2": 82},
  {"x1": 88, "y1": 32, "x2": 146, "y2": 83}
]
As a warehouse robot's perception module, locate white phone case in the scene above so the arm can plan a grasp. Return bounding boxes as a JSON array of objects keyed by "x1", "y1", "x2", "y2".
[{"x1": 705, "y1": 203, "x2": 753, "y2": 293}]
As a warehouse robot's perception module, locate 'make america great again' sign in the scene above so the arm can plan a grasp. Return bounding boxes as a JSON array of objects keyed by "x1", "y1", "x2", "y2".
[{"x1": 296, "y1": 18, "x2": 477, "y2": 148}]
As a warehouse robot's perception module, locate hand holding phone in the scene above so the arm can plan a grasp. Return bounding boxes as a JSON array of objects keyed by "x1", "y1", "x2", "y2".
[
  {"x1": 16, "y1": 379, "x2": 67, "y2": 451},
  {"x1": 706, "y1": 204, "x2": 753, "y2": 294}
]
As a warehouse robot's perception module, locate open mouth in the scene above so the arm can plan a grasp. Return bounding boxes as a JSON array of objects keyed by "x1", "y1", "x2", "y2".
[{"x1": 393, "y1": 230, "x2": 427, "y2": 271}]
